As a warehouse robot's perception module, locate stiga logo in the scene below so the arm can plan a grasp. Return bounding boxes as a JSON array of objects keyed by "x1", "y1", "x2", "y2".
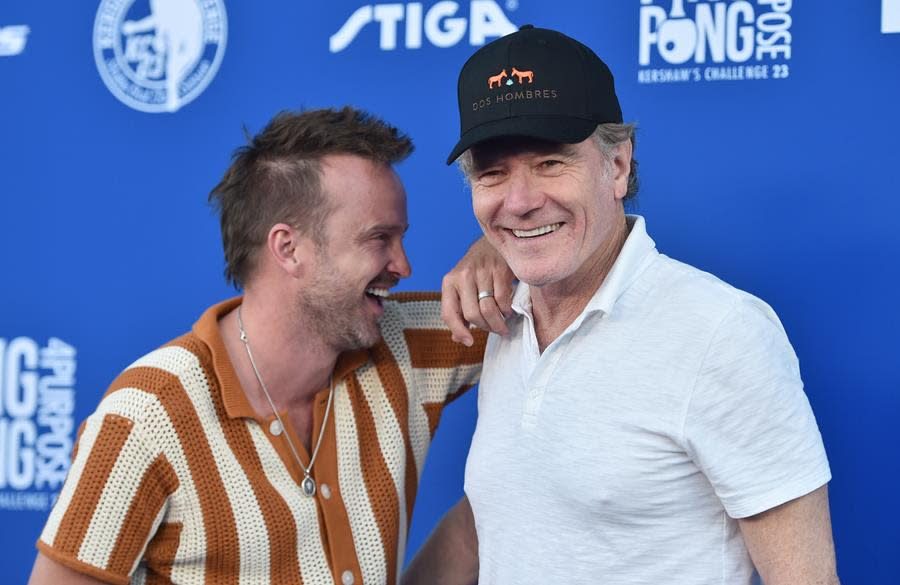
[
  {"x1": 0, "y1": 25, "x2": 30, "y2": 57},
  {"x1": 638, "y1": 0, "x2": 792, "y2": 84},
  {"x1": 93, "y1": 0, "x2": 228, "y2": 113},
  {"x1": 330, "y1": 1, "x2": 516, "y2": 53},
  {"x1": 0, "y1": 337, "x2": 76, "y2": 511}
]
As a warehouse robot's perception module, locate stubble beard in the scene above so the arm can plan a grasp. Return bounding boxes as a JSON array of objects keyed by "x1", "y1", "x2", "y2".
[{"x1": 298, "y1": 268, "x2": 382, "y2": 353}]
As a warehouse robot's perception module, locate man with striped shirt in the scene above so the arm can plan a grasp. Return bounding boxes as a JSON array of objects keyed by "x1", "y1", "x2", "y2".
[{"x1": 28, "y1": 107, "x2": 493, "y2": 585}]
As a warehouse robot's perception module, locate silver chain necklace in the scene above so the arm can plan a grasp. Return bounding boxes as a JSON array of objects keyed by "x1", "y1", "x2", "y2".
[{"x1": 237, "y1": 306, "x2": 334, "y2": 497}]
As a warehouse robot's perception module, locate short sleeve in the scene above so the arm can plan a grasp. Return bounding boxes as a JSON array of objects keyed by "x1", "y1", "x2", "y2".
[
  {"x1": 387, "y1": 292, "x2": 486, "y2": 402},
  {"x1": 682, "y1": 297, "x2": 831, "y2": 519},
  {"x1": 37, "y1": 410, "x2": 178, "y2": 584}
]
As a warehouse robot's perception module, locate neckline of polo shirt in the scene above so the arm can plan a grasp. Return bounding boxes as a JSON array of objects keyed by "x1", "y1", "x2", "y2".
[
  {"x1": 510, "y1": 215, "x2": 657, "y2": 320},
  {"x1": 583, "y1": 215, "x2": 657, "y2": 317}
]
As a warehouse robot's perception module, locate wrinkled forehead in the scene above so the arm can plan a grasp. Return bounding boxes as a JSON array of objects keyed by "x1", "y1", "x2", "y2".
[{"x1": 469, "y1": 136, "x2": 578, "y2": 169}]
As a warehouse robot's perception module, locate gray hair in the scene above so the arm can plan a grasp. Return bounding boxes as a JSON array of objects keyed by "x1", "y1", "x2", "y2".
[
  {"x1": 457, "y1": 122, "x2": 639, "y2": 200},
  {"x1": 591, "y1": 122, "x2": 639, "y2": 200}
]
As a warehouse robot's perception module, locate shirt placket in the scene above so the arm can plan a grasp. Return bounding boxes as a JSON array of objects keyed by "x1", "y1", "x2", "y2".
[
  {"x1": 519, "y1": 311, "x2": 604, "y2": 430},
  {"x1": 520, "y1": 317, "x2": 568, "y2": 430}
]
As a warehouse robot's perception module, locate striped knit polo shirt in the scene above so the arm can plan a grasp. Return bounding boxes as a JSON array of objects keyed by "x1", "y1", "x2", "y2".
[{"x1": 38, "y1": 294, "x2": 485, "y2": 585}]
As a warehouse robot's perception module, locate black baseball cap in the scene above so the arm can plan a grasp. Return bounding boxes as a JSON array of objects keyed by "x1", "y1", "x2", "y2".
[{"x1": 446, "y1": 25, "x2": 622, "y2": 164}]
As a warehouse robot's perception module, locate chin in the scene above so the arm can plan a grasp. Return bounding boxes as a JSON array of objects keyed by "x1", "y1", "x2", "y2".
[
  {"x1": 509, "y1": 261, "x2": 568, "y2": 288},
  {"x1": 326, "y1": 314, "x2": 383, "y2": 353},
  {"x1": 361, "y1": 327, "x2": 383, "y2": 349},
  {"x1": 354, "y1": 321, "x2": 383, "y2": 350}
]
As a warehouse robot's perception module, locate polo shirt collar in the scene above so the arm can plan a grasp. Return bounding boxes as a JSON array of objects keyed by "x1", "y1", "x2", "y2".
[
  {"x1": 192, "y1": 296, "x2": 370, "y2": 421},
  {"x1": 511, "y1": 214, "x2": 657, "y2": 319}
]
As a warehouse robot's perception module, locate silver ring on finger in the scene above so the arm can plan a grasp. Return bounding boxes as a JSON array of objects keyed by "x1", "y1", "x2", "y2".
[{"x1": 477, "y1": 290, "x2": 494, "y2": 301}]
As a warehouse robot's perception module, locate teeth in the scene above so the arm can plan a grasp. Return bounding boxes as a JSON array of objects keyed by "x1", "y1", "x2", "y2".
[
  {"x1": 365, "y1": 288, "x2": 389, "y2": 298},
  {"x1": 512, "y1": 223, "x2": 562, "y2": 238}
]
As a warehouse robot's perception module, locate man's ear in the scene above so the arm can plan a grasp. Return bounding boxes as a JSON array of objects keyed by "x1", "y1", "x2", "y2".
[
  {"x1": 266, "y1": 223, "x2": 316, "y2": 278},
  {"x1": 612, "y1": 139, "x2": 633, "y2": 201}
]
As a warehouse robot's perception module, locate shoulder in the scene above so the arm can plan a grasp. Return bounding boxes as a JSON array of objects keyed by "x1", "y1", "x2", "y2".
[
  {"x1": 647, "y1": 254, "x2": 783, "y2": 333},
  {"x1": 98, "y1": 331, "x2": 213, "y2": 425},
  {"x1": 111, "y1": 332, "x2": 210, "y2": 391},
  {"x1": 653, "y1": 255, "x2": 744, "y2": 307},
  {"x1": 646, "y1": 258, "x2": 797, "y2": 382},
  {"x1": 375, "y1": 291, "x2": 486, "y2": 373},
  {"x1": 380, "y1": 291, "x2": 444, "y2": 332}
]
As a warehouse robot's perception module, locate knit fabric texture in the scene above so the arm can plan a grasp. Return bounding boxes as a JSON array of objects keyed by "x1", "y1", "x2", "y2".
[{"x1": 37, "y1": 295, "x2": 485, "y2": 585}]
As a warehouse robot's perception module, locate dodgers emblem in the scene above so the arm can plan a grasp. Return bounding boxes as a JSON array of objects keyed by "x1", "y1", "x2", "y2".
[{"x1": 93, "y1": 0, "x2": 228, "y2": 113}]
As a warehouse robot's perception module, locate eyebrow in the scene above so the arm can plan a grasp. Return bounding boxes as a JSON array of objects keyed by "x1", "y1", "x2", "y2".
[
  {"x1": 473, "y1": 142, "x2": 578, "y2": 170},
  {"x1": 361, "y1": 223, "x2": 409, "y2": 235}
]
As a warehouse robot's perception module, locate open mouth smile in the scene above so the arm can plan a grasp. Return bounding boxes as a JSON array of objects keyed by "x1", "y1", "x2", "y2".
[
  {"x1": 363, "y1": 286, "x2": 392, "y2": 314},
  {"x1": 511, "y1": 222, "x2": 563, "y2": 238},
  {"x1": 364, "y1": 287, "x2": 390, "y2": 299}
]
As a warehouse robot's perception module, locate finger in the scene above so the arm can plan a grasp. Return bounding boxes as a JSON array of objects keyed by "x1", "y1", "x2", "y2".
[
  {"x1": 476, "y1": 265, "x2": 508, "y2": 335},
  {"x1": 459, "y1": 283, "x2": 489, "y2": 334},
  {"x1": 441, "y1": 276, "x2": 474, "y2": 346},
  {"x1": 461, "y1": 265, "x2": 497, "y2": 331},
  {"x1": 473, "y1": 266, "x2": 507, "y2": 335},
  {"x1": 479, "y1": 295, "x2": 509, "y2": 336},
  {"x1": 493, "y1": 266, "x2": 515, "y2": 318}
]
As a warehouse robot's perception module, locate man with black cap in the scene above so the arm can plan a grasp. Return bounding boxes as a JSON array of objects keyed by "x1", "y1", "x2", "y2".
[{"x1": 405, "y1": 26, "x2": 840, "y2": 585}]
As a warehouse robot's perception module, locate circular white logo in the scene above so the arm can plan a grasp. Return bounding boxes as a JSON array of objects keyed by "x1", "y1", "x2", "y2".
[{"x1": 93, "y1": 0, "x2": 228, "y2": 113}]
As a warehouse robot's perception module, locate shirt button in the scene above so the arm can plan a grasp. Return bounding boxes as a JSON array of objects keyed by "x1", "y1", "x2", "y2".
[
  {"x1": 320, "y1": 483, "x2": 332, "y2": 499},
  {"x1": 269, "y1": 420, "x2": 283, "y2": 436},
  {"x1": 341, "y1": 570, "x2": 354, "y2": 585}
]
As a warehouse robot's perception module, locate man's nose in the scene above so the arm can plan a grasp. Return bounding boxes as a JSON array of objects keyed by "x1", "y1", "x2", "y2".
[
  {"x1": 388, "y1": 240, "x2": 412, "y2": 279},
  {"x1": 502, "y1": 169, "x2": 544, "y2": 216}
]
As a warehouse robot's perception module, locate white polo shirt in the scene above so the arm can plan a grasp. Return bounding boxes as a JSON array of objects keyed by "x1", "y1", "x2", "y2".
[{"x1": 464, "y1": 216, "x2": 831, "y2": 585}]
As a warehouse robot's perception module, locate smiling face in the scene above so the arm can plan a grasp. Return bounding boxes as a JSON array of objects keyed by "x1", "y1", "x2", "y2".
[
  {"x1": 468, "y1": 135, "x2": 630, "y2": 292},
  {"x1": 298, "y1": 154, "x2": 411, "y2": 351}
]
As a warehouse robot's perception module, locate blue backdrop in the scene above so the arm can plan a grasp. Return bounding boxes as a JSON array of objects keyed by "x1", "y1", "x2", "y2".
[{"x1": 2, "y1": 1, "x2": 898, "y2": 583}]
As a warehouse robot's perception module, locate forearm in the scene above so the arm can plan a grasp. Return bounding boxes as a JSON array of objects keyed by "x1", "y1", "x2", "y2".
[
  {"x1": 28, "y1": 552, "x2": 112, "y2": 585},
  {"x1": 402, "y1": 496, "x2": 479, "y2": 585}
]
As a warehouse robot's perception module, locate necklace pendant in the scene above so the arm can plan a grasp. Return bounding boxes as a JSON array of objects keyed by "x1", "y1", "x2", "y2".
[{"x1": 301, "y1": 475, "x2": 316, "y2": 497}]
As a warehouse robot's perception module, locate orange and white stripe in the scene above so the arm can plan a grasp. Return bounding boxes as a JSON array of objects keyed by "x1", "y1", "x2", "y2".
[{"x1": 37, "y1": 295, "x2": 484, "y2": 585}]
